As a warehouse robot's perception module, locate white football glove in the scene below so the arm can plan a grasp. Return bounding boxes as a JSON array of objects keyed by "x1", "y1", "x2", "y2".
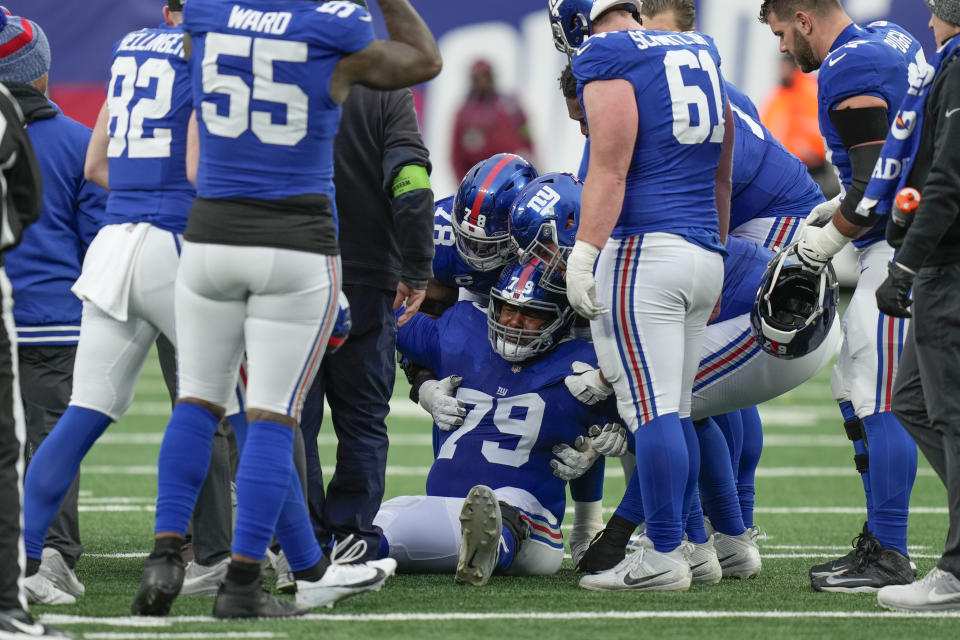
[
  {"x1": 564, "y1": 361, "x2": 614, "y2": 406},
  {"x1": 418, "y1": 375, "x2": 466, "y2": 431},
  {"x1": 550, "y1": 437, "x2": 599, "y2": 481},
  {"x1": 805, "y1": 195, "x2": 841, "y2": 228},
  {"x1": 589, "y1": 422, "x2": 628, "y2": 457},
  {"x1": 565, "y1": 240, "x2": 609, "y2": 320},
  {"x1": 796, "y1": 221, "x2": 850, "y2": 273}
]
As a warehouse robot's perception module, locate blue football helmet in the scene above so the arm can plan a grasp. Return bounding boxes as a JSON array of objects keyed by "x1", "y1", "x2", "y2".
[
  {"x1": 325, "y1": 292, "x2": 352, "y2": 355},
  {"x1": 549, "y1": 0, "x2": 644, "y2": 56},
  {"x1": 488, "y1": 260, "x2": 575, "y2": 363},
  {"x1": 509, "y1": 172, "x2": 583, "y2": 294},
  {"x1": 750, "y1": 246, "x2": 838, "y2": 360},
  {"x1": 452, "y1": 154, "x2": 538, "y2": 273}
]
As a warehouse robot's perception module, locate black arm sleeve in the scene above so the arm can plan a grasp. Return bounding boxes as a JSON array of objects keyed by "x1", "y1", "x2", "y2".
[
  {"x1": 382, "y1": 90, "x2": 434, "y2": 290},
  {"x1": 828, "y1": 106, "x2": 889, "y2": 227},
  {"x1": 0, "y1": 86, "x2": 42, "y2": 254},
  {"x1": 896, "y1": 62, "x2": 960, "y2": 271}
]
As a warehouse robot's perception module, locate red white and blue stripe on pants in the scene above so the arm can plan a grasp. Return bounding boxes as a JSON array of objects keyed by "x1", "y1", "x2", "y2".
[
  {"x1": 516, "y1": 507, "x2": 563, "y2": 550},
  {"x1": 612, "y1": 236, "x2": 659, "y2": 425},
  {"x1": 874, "y1": 314, "x2": 907, "y2": 414},
  {"x1": 694, "y1": 328, "x2": 762, "y2": 393},
  {"x1": 762, "y1": 216, "x2": 803, "y2": 251}
]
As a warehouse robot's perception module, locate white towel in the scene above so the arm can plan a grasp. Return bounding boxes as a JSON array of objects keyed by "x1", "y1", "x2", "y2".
[{"x1": 72, "y1": 222, "x2": 151, "y2": 322}]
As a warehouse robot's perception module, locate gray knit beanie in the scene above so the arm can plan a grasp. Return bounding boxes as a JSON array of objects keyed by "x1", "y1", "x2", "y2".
[
  {"x1": 927, "y1": 0, "x2": 960, "y2": 26},
  {"x1": 0, "y1": 9, "x2": 51, "y2": 85}
]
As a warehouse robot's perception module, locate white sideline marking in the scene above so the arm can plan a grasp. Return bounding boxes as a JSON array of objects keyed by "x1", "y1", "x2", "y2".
[
  {"x1": 41, "y1": 610, "x2": 960, "y2": 626},
  {"x1": 85, "y1": 634, "x2": 285, "y2": 639},
  {"x1": 764, "y1": 545, "x2": 930, "y2": 551},
  {"x1": 78, "y1": 505, "x2": 155, "y2": 513},
  {"x1": 763, "y1": 553, "x2": 942, "y2": 559},
  {"x1": 126, "y1": 400, "x2": 428, "y2": 419},
  {"x1": 562, "y1": 505, "x2": 947, "y2": 515},
  {"x1": 79, "y1": 465, "x2": 938, "y2": 479},
  {"x1": 85, "y1": 553, "x2": 148, "y2": 558},
  {"x1": 79, "y1": 497, "x2": 155, "y2": 504}
]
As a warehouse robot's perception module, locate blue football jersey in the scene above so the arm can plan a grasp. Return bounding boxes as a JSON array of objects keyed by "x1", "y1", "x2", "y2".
[
  {"x1": 727, "y1": 81, "x2": 824, "y2": 231},
  {"x1": 712, "y1": 235, "x2": 772, "y2": 324},
  {"x1": 432, "y1": 196, "x2": 502, "y2": 299},
  {"x1": 105, "y1": 24, "x2": 194, "y2": 232},
  {"x1": 398, "y1": 302, "x2": 614, "y2": 525},
  {"x1": 818, "y1": 21, "x2": 924, "y2": 246},
  {"x1": 573, "y1": 30, "x2": 727, "y2": 247},
  {"x1": 184, "y1": 0, "x2": 374, "y2": 201}
]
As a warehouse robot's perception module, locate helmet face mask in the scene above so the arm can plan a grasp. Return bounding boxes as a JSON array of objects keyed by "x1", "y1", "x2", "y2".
[
  {"x1": 453, "y1": 154, "x2": 538, "y2": 273},
  {"x1": 548, "y1": 0, "x2": 645, "y2": 56},
  {"x1": 488, "y1": 261, "x2": 575, "y2": 363},
  {"x1": 509, "y1": 173, "x2": 583, "y2": 294},
  {"x1": 751, "y1": 246, "x2": 839, "y2": 360}
]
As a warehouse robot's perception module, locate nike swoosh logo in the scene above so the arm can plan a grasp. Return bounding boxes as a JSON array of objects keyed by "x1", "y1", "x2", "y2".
[
  {"x1": 690, "y1": 561, "x2": 708, "y2": 570},
  {"x1": 928, "y1": 588, "x2": 960, "y2": 603},
  {"x1": 947, "y1": 108, "x2": 960, "y2": 118},
  {"x1": 717, "y1": 554, "x2": 736, "y2": 564},
  {"x1": 8, "y1": 618, "x2": 46, "y2": 636},
  {"x1": 824, "y1": 575, "x2": 873, "y2": 586},
  {"x1": 623, "y1": 570, "x2": 670, "y2": 586},
  {"x1": 829, "y1": 53, "x2": 848, "y2": 67}
]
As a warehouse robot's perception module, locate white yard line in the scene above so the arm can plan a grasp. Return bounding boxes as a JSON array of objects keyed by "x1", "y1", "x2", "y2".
[
  {"x1": 84, "y1": 553, "x2": 148, "y2": 558},
  {"x1": 42, "y1": 610, "x2": 960, "y2": 627},
  {"x1": 85, "y1": 634, "x2": 285, "y2": 639},
  {"x1": 762, "y1": 553, "x2": 942, "y2": 559},
  {"x1": 97, "y1": 433, "x2": 433, "y2": 447}
]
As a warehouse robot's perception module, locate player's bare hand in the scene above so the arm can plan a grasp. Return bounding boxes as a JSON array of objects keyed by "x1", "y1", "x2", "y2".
[
  {"x1": 418, "y1": 375, "x2": 466, "y2": 431},
  {"x1": 588, "y1": 423, "x2": 628, "y2": 457},
  {"x1": 550, "y1": 437, "x2": 598, "y2": 481},
  {"x1": 564, "y1": 361, "x2": 614, "y2": 405},
  {"x1": 395, "y1": 282, "x2": 426, "y2": 327},
  {"x1": 566, "y1": 240, "x2": 609, "y2": 320}
]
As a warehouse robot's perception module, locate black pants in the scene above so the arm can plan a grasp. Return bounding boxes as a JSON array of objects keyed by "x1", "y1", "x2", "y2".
[
  {"x1": 300, "y1": 285, "x2": 396, "y2": 558},
  {"x1": 18, "y1": 345, "x2": 82, "y2": 568},
  {"x1": 892, "y1": 263, "x2": 960, "y2": 579},
  {"x1": 0, "y1": 272, "x2": 26, "y2": 610}
]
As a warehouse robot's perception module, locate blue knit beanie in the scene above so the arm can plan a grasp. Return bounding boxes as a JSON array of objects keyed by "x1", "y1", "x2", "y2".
[{"x1": 0, "y1": 8, "x2": 51, "y2": 85}]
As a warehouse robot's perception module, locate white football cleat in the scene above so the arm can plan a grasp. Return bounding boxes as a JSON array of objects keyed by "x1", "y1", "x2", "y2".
[
  {"x1": 579, "y1": 535, "x2": 691, "y2": 592},
  {"x1": 180, "y1": 556, "x2": 229, "y2": 596},
  {"x1": 682, "y1": 536, "x2": 722, "y2": 585},
  {"x1": 878, "y1": 567, "x2": 960, "y2": 612},
  {"x1": 714, "y1": 529, "x2": 762, "y2": 579},
  {"x1": 39, "y1": 548, "x2": 84, "y2": 599},
  {"x1": 295, "y1": 562, "x2": 388, "y2": 609},
  {"x1": 23, "y1": 573, "x2": 75, "y2": 606},
  {"x1": 455, "y1": 485, "x2": 502, "y2": 587}
]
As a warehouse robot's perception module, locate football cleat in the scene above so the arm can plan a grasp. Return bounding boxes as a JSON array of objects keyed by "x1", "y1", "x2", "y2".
[
  {"x1": 811, "y1": 545, "x2": 914, "y2": 594},
  {"x1": 180, "y1": 556, "x2": 229, "y2": 597},
  {"x1": 23, "y1": 573, "x2": 75, "y2": 606},
  {"x1": 713, "y1": 530, "x2": 762, "y2": 579},
  {"x1": 682, "y1": 537, "x2": 723, "y2": 585},
  {"x1": 809, "y1": 522, "x2": 876, "y2": 578},
  {"x1": 213, "y1": 578, "x2": 308, "y2": 619},
  {"x1": 295, "y1": 562, "x2": 390, "y2": 609},
  {"x1": 272, "y1": 550, "x2": 295, "y2": 594},
  {"x1": 456, "y1": 485, "x2": 502, "y2": 587},
  {"x1": 579, "y1": 535, "x2": 691, "y2": 592},
  {"x1": 130, "y1": 550, "x2": 185, "y2": 616},
  {"x1": 38, "y1": 548, "x2": 84, "y2": 599},
  {"x1": 575, "y1": 519, "x2": 633, "y2": 573},
  {"x1": 878, "y1": 567, "x2": 960, "y2": 612},
  {"x1": 0, "y1": 608, "x2": 75, "y2": 639}
]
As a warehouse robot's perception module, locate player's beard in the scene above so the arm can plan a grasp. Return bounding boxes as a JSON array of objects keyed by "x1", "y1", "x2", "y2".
[{"x1": 791, "y1": 27, "x2": 821, "y2": 73}]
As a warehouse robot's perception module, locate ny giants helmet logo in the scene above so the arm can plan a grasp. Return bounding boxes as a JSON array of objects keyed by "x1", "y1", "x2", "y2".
[{"x1": 527, "y1": 185, "x2": 561, "y2": 214}]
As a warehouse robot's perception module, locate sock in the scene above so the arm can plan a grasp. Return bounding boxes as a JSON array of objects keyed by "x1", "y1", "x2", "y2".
[
  {"x1": 293, "y1": 554, "x2": 330, "y2": 582},
  {"x1": 840, "y1": 401, "x2": 873, "y2": 528},
  {"x1": 25, "y1": 557, "x2": 40, "y2": 577},
  {"x1": 634, "y1": 413, "x2": 687, "y2": 552},
  {"x1": 613, "y1": 466, "x2": 645, "y2": 524},
  {"x1": 150, "y1": 536, "x2": 183, "y2": 559},
  {"x1": 681, "y1": 417, "x2": 701, "y2": 532},
  {"x1": 712, "y1": 411, "x2": 744, "y2": 477},
  {"x1": 225, "y1": 560, "x2": 260, "y2": 586},
  {"x1": 24, "y1": 406, "x2": 112, "y2": 560},
  {"x1": 738, "y1": 406, "x2": 763, "y2": 529},
  {"x1": 377, "y1": 534, "x2": 391, "y2": 560},
  {"x1": 495, "y1": 524, "x2": 516, "y2": 571},
  {"x1": 274, "y1": 468, "x2": 324, "y2": 572},
  {"x1": 862, "y1": 411, "x2": 917, "y2": 555},
  {"x1": 602, "y1": 514, "x2": 640, "y2": 548},
  {"x1": 695, "y1": 417, "x2": 745, "y2": 536},
  {"x1": 232, "y1": 421, "x2": 295, "y2": 561},
  {"x1": 154, "y1": 403, "x2": 220, "y2": 536},
  {"x1": 684, "y1": 484, "x2": 708, "y2": 544}
]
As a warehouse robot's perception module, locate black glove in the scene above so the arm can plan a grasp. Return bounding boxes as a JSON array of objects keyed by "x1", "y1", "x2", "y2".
[
  {"x1": 885, "y1": 216, "x2": 907, "y2": 249},
  {"x1": 875, "y1": 261, "x2": 915, "y2": 318}
]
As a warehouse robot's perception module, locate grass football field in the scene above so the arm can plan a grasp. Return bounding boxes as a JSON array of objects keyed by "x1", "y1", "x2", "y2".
[{"x1": 31, "y1": 314, "x2": 959, "y2": 639}]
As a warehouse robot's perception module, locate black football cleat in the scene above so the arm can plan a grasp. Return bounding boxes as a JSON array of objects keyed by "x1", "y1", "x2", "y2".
[
  {"x1": 213, "y1": 578, "x2": 309, "y2": 619},
  {"x1": 0, "y1": 608, "x2": 75, "y2": 639},
  {"x1": 131, "y1": 551, "x2": 185, "y2": 616},
  {"x1": 809, "y1": 522, "x2": 876, "y2": 579},
  {"x1": 811, "y1": 533, "x2": 914, "y2": 594}
]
